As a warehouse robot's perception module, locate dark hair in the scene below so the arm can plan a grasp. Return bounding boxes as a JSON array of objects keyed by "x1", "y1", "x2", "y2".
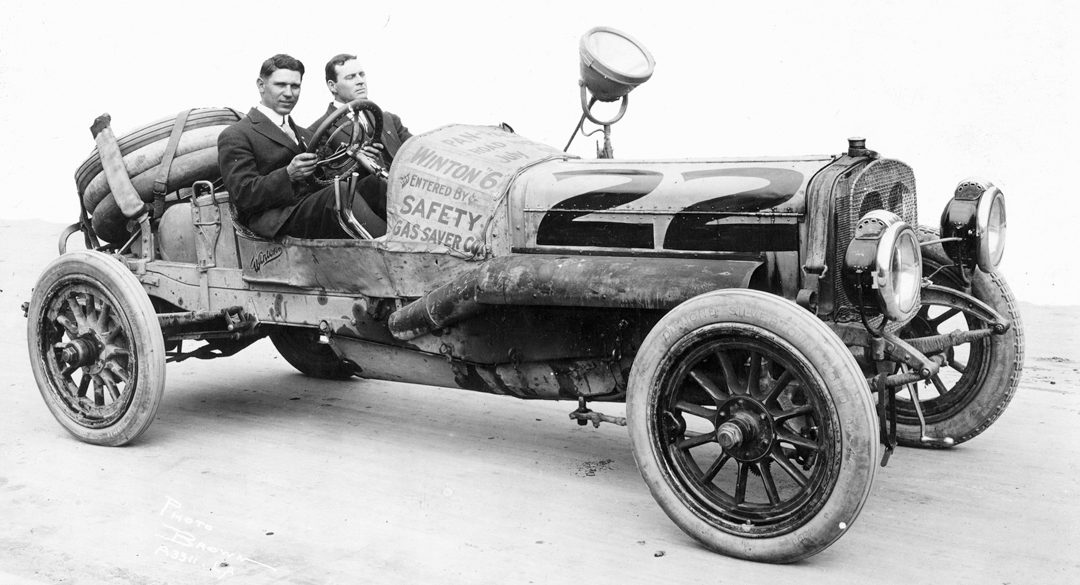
[
  {"x1": 259, "y1": 54, "x2": 305, "y2": 79},
  {"x1": 324, "y1": 53, "x2": 358, "y2": 82}
]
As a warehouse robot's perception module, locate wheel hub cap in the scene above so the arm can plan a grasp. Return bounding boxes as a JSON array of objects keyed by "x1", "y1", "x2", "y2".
[
  {"x1": 59, "y1": 337, "x2": 100, "y2": 369},
  {"x1": 717, "y1": 397, "x2": 775, "y2": 461}
]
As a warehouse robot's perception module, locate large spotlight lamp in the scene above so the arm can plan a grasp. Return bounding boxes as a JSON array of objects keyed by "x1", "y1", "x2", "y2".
[{"x1": 564, "y1": 27, "x2": 655, "y2": 158}]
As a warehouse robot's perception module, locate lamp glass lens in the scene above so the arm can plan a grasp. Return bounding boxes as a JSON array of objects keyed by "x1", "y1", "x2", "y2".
[
  {"x1": 987, "y1": 195, "x2": 1006, "y2": 266},
  {"x1": 587, "y1": 30, "x2": 652, "y2": 78},
  {"x1": 891, "y1": 231, "x2": 922, "y2": 315}
]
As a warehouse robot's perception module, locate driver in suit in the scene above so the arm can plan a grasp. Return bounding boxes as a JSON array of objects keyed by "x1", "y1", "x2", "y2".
[
  {"x1": 218, "y1": 53, "x2": 386, "y2": 239},
  {"x1": 307, "y1": 54, "x2": 412, "y2": 184}
]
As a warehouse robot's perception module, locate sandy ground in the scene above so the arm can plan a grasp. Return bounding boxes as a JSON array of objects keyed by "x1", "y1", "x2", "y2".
[{"x1": 1, "y1": 220, "x2": 1077, "y2": 585}]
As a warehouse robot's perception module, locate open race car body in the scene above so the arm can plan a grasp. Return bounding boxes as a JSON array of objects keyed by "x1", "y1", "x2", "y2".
[
  {"x1": 146, "y1": 125, "x2": 922, "y2": 400},
  {"x1": 158, "y1": 125, "x2": 851, "y2": 395},
  {"x1": 25, "y1": 28, "x2": 1023, "y2": 563}
]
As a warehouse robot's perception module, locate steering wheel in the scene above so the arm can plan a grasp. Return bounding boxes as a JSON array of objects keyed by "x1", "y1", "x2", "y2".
[{"x1": 307, "y1": 98, "x2": 386, "y2": 185}]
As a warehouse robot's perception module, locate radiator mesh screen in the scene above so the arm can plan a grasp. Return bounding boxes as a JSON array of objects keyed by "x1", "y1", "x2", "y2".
[{"x1": 833, "y1": 159, "x2": 918, "y2": 320}]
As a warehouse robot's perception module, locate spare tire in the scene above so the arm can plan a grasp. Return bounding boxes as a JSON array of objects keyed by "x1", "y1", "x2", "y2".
[
  {"x1": 80, "y1": 124, "x2": 227, "y2": 211},
  {"x1": 75, "y1": 107, "x2": 241, "y2": 203},
  {"x1": 76, "y1": 107, "x2": 242, "y2": 244}
]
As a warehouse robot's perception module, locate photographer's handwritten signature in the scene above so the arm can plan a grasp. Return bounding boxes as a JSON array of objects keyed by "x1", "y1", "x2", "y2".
[{"x1": 156, "y1": 496, "x2": 276, "y2": 579}]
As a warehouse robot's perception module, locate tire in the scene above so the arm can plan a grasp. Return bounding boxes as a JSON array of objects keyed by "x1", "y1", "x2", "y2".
[
  {"x1": 26, "y1": 251, "x2": 166, "y2": 446},
  {"x1": 627, "y1": 289, "x2": 878, "y2": 563},
  {"x1": 894, "y1": 227, "x2": 1025, "y2": 448},
  {"x1": 81, "y1": 126, "x2": 226, "y2": 211},
  {"x1": 75, "y1": 107, "x2": 241, "y2": 245},
  {"x1": 76, "y1": 107, "x2": 241, "y2": 202},
  {"x1": 269, "y1": 327, "x2": 357, "y2": 380},
  {"x1": 90, "y1": 147, "x2": 225, "y2": 244}
]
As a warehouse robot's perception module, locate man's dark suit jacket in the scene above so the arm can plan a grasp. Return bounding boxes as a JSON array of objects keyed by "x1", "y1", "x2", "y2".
[
  {"x1": 218, "y1": 108, "x2": 316, "y2": 238},
  {"x1": 307, "y1": 102, "x2": 412, "y2": 168}
]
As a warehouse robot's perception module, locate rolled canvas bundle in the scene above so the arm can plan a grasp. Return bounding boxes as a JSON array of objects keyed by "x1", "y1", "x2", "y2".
[{"x1": 75, "y1": 107, "x2": 241, "y2": 243}]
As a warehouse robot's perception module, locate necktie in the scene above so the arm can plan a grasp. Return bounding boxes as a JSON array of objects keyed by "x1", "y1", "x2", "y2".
[
  {"x1": 347, "y1": 109, "x2": 371, "y2": 135},
  {"x1": 280, "y1": 116, "x2": 297, "y2": 144}
]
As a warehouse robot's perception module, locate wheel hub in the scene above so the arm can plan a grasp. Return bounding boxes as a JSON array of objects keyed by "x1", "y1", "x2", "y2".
[
  {"x1": 59, "y1": 337, "x2": 101, "y2": 370},
  {"x1": 716, "y1": 396, "x2": 775, "y2": 461}
]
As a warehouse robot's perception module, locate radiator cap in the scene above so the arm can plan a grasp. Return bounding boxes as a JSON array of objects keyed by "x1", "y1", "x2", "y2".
[{"x1": 848, "y1": 137, "x2": 868, "y2": 157}]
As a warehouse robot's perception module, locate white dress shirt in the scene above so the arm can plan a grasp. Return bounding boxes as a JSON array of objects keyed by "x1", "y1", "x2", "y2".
[{"x1": 255, "y1": 103, "x2": 298, "y2": 144}]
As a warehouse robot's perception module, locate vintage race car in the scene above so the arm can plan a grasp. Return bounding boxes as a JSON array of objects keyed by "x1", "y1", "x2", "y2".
[{"x1": 24, "y1": 28, "x2": 1022, "y2": 563}]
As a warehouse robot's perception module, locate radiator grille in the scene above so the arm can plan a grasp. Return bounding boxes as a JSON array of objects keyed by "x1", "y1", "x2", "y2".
[{"x1": 833, "y1": 159, "x2": 918, "y2": 320}]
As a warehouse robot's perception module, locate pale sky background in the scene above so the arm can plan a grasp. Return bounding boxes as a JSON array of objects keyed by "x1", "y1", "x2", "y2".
[{"x1": 0, "y1": 0, "x2": 1075, "y2": 305}]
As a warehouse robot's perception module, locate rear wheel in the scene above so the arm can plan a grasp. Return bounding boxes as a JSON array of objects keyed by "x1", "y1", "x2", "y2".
[
  {"x1": 894, "y1": 227, "x2": 1024, "y2": 447},
  {"x1": 269, "y1": 327, "x2": 356, "y2": 380},
  {"x1": 26, "y1": 251, "x2": 165, "y2": 445},
  {"x1": 627, "y1": 290, "x2": 878, "y2": 563}
]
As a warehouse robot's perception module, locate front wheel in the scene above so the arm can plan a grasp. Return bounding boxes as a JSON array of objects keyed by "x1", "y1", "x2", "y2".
[
  {"x1": 894, "y1": 227, "x2": 1025, "y2": 447},
  {"x1": 26, "y1": 251, "x2": 165, "y2": 446},
  {"x1": 627, "y1": 290, "x2": 878, "y2": 563}
]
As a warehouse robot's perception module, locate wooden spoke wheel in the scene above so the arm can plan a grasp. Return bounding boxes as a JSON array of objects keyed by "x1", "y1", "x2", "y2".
[{"x1": 27, "y1": 251, "x2": 165, "y2": 445}]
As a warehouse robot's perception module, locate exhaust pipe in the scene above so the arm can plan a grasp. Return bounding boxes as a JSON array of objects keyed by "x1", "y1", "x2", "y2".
[{"x1": 388, "y1": 254, "x2": 762, "y2": 341}]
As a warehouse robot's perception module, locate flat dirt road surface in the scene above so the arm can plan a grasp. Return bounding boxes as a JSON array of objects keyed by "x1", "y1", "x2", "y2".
[{"x1": 2, "y1": 221, "x2": 1078, "y2": 585}]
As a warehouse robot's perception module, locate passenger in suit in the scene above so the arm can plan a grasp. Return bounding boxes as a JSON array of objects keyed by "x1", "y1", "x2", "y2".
[
  {"x1": 307, "y1": 54, "x2": 412, "y2": 177},
  {"x1": 218, "y1": 54, "x2": 386, "y2": 240}
]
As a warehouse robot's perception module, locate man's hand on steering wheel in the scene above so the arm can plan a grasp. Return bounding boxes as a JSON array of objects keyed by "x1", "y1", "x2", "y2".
[
  {"x1": 287, "y1": 152, "x2": 318, "y2": 181},
  {"x1": 307, "y1": 99, "x2": 387, "y2": 184},
  {"x1": 361, "y1": 142, "x2": 385, "y2": 160}
]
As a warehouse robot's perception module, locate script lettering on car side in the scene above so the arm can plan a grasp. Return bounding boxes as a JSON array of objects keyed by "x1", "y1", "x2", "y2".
[{"x1": 249, "y1": 245, "x2": 284, "y2": 273}]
